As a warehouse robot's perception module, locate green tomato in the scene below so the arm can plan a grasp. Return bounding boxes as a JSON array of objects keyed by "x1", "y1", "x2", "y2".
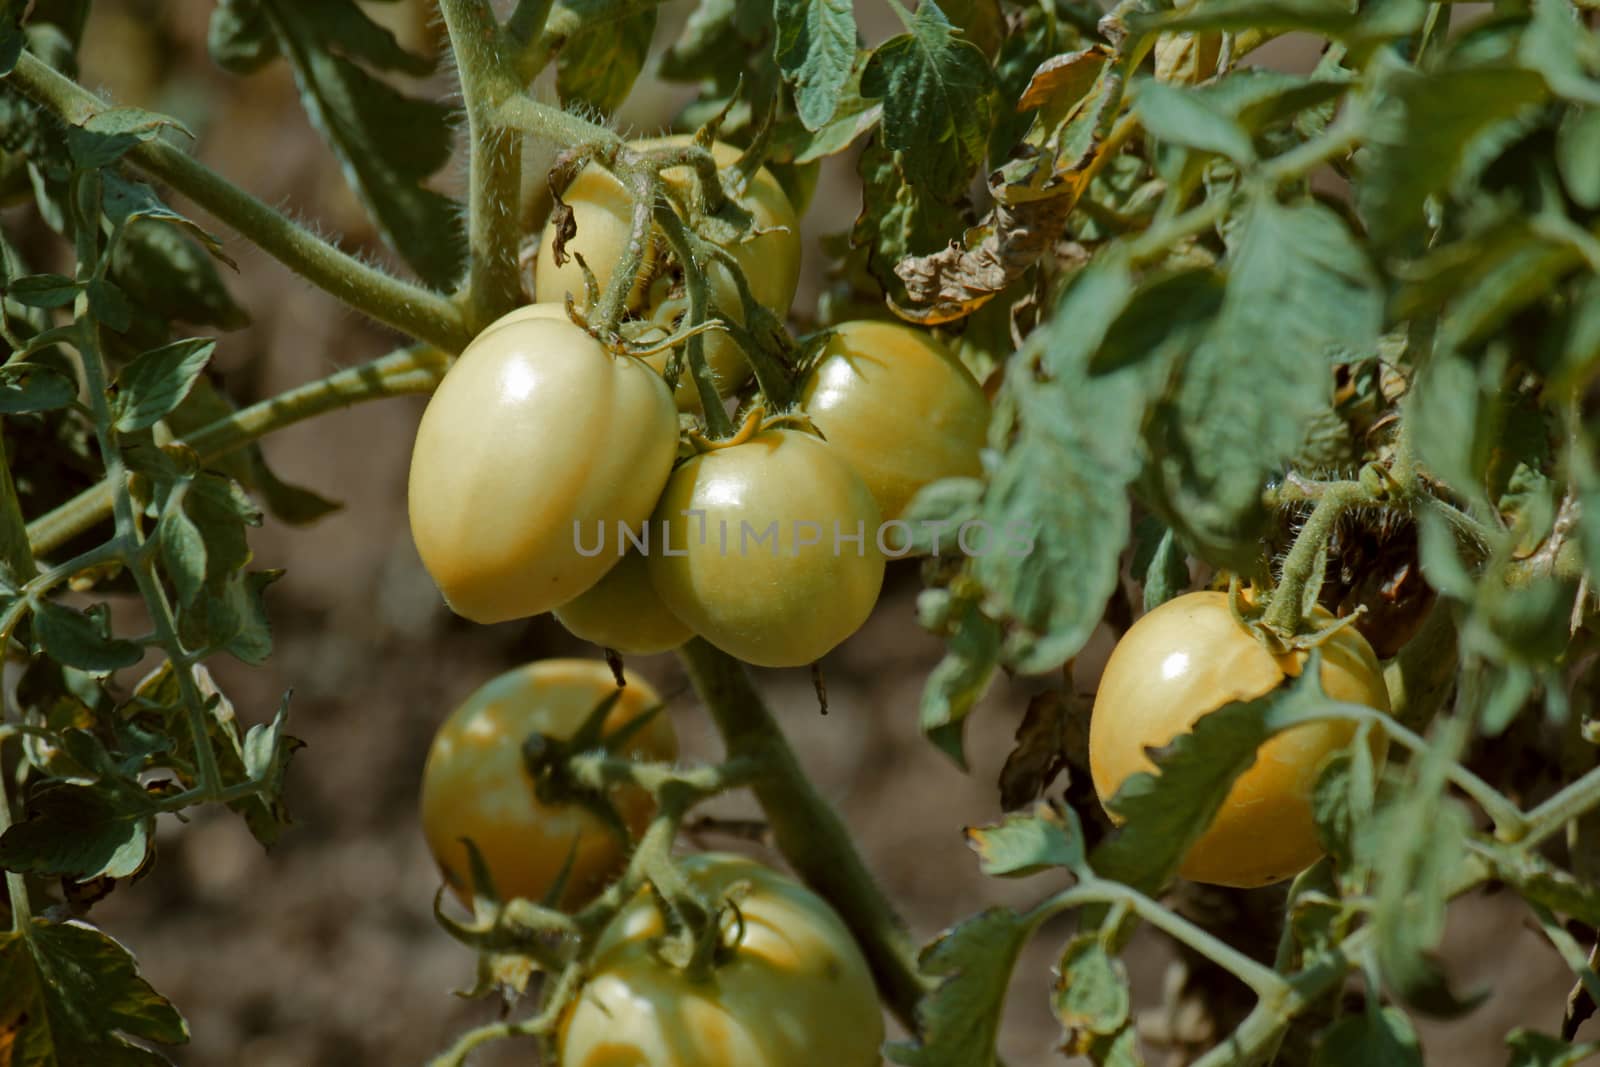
[
  {"x1": 558, "y1": 854, "x2": 885, "y2": 1067},
  {"x1": 555, "y1": 550, "x2": 693, "y2": 655},
  {"x1": 799, "y1": 319, "x2": 990, "y2": 522},
  {"x1": 407, "y1": 306, "x2": 678, "y2": 623},
  {"x1": 647, "y1": 430, "x2": 885, "y2": 668},
  {"x1": 534, "y1": 137, "x2": 802, "y2": 411},
  {"x1": 420, "y1": 660, "x2": 677, "y2": 910}
]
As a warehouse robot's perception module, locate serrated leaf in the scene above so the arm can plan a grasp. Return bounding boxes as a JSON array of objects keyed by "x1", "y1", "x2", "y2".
[
  {"x1": 972, "y1": 254, "x2": 1144, "y2": 674},
  {"x1": 1090, "y1": 266, "x2": 1223, "y2": 377},
  {"x1": 885, "y1": 907, "x2": 1040, "y2": 1067},
  {"x1": 920, "y1": 591, "x2": 1001, "y2": 766},
  {"x1": 1141, "y1": 527, "x2": 1190, "y2": 612},
  {"x1": 1521, "y1": 0, "x2": 1600, "y2": 105},
  {"x1": 1359, "y1": 64, "x2": 1548, "y2": 247},
  {"x1": 0, "y1": 781, "x2": 154, "y2": 880},
  {"x1": 556, "y1": 0, "x2": 657, "y2": 116},
  {"x1": 1477, "y1": 841, "x2": 1600, "y2": 929},
  {"x1": 0, "y1": 362, "x2": 76, "y2": 414},
  {"x1": 1407, "y1": 349, "x2": 1499, "y2": 508},
  {"x1": 235, "y1": 1, "x2": 465, "y2": 290},
  {"x1": 102, "y1": 173, "x2": 235, "y2": 266},
  {"x1": 114, "y1": 338, "x2": 215, "y2": 433},
  {"x1": 158, "y1": 496, "x2": 207, "y2": 607},
  {"x1": 1137, "y1": 78, "x2": 1255, "y2": 163},
  {"x1": 1311, "y1": 1007, "x2": 1422, "y2": 1067},
  {"x1": 65, "y1": 107, "x2": 191, "y2": 170},
  {"x1": 776, "y1": 0, "x2": 858, "y2": 130},
  {"x1": 861, "y1": 0, "x2": 996, "y2": 192},
  {"x1": 1196, "y1": 68, "x2": 1350, "y2": 132},
  {"x1": 32, "y1": 599, "x2": 143, "y2": 672},
  {"x1": 0, "y1": 920, "x2": 188, "y2": 1064},
  {"x1": 1054, "y1": 935, "x2": 1132, "y2": 1046},
  {"x1": 1558, "y1": 107, "x2": 1600, "y2": 210},
  {"x1": 966, "y1": 801, "x2": 1088, "y2": 878},
  {"x1": 1507, "y1": 1030, "x2": 1600, "y2": 1067}
]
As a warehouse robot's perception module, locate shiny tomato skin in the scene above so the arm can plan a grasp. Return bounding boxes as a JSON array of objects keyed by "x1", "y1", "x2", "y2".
[
  {"x1": 646, "y1": 430, "x2": 885, "y2": 668},
  {"x1": 407, "y1": 307, "x2": 678, "y2": 623},
  {"x1": 533, "y1": 137, "x2": 801, "y2": 410},
  {"x1": 554, "y1": 550, "x2": 693, "y2": 655},
  {"x1": 1089, "y1": 591, "x2": 1390, "y2": 888},
  {"x1": 799, "y1": 320, "x2": 990, "y2": 522},
  {"x1": 558, "y1": 853, "x2": 885, "y2": 1067},
  {"x1": 419, "y1": 660, "x2": 676, "y2": 910}
]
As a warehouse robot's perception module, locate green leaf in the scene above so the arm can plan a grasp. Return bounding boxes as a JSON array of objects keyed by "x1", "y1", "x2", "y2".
[
  {"x1": 919, "y1": 590, "x2": 1001, "y2": 766},
  {"x1": 0, "y1": 434, "x2": 34, "y2": 590},
  {"x1": 1311, "y1": 1007, "x2": 1423, "y2": 1067},
  {"x1": 6, "y1": 272, "x2": 78, "y2": 308},
  {"x1": 965, "y1": 801, "x2": 1089, "y2": 878},
  {"x1": 229, "y1": 1, "x2": 465, "y2": 290},
  {"x1": 0, "y1": 5, "x2": 24, "y2": 77},
  {"x1": 1053, "y1": 935, "x2": 1133, "y2": 1047},
  {"x1": 1358, "y1": 64, "x2": 1548, "y2": 247},
  {"x1": 0, "y1": 920, "x2": 188, "y2": 1064},
  {"x1": 88, "y1": 277, "x2": 133, "y2": 333},
  {"x1": 776, "y1": 0, "x2": 858, "y2": 130},
  {"x1": 1507, "y1": 1031, "x2": 1600, "y2": 1067},
  {"x1": 1090, "y1": 266, "x2": 1223, "y2": 376},
  {"x1": 0, "y1": 361, "x2": 76, "y2": 414},
  {"x1": 1137, "y1": 78, "x2": 1255, "y2": 163},
  {"x1": 1477, "y1": 840, "x2": 1600, "y2": 929},
  {"x1": 66, "y1": 107, "x2": 192, "y2": 170},
  {"x1": 110, "y1": 218, "x2": 249, "y2": 331},
  {"x1": 114, "y1": 338, "x2": 215, "y2": 433},
  {"x1": 1195, "y1": 68, "x2": 1350, "y2": 133},
  {"x1": 860, "y1": 0, "x2": 997, "y2": 192},
  {"x1": 1141, "y1": 526, "x2": 1190, "y2": 613},
  {"x1": 885, "y1": 907, "x2": 1040, "y2": 1066},
  {"x1": 1558, "y1": 107, "x2": 1600, "y2": 210},
  {"x1": 1407, "y1": 349, "x2": 1501, "y2": 507},
  {"x1": 1520, "y1": 0, "x2": 1600, "y2": 105},
  {"x1": 208, "y1": 0, "x2": 279, "y2": 74},
  {"x1": 158, "y1": 495, "x2": 207, "y2": 608},
  {"x1": 32, "y1": 599, "x2": 143, "y2": 672},
  {"x1": 102, "y1": 173, "x2": 235, "y2": 266},
  {"x1": 0, "y1": 781, "x2": 154, "y2": 880},
  {"x1": 1126, "y1": 0, "x2": 1426, "y2": 58},
  {"x1": 556, "y1": 0, "x2": 657, "y2": 116},
  {"x1": 973, "y1": 254, "x2": 1144, "y2": 674}
]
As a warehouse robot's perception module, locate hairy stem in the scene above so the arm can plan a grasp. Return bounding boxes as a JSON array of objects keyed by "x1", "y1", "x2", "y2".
[
  {"x1": 3, "y1": 54, "x2": 470, "y2": 354},
  {"x1": 1263, "y1": 483, "x2": 1363, "y2": 634},
  {"x1": 439, "y1": 0, "x2": 526, "y2": 332},
  {"x1": 677, "y1": 638, "x2": 928, "y2": 1034},
  {"x1": 26, "y1": 345, "x2": 448, "y2": 559},
  {"x1": 653, "y1": 206, "x2": 733, "y2": 434}
]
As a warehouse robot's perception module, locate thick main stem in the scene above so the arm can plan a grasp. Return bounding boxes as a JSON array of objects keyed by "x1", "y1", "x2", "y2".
[
  {"x1": 3, "y1": 54, "x2": 470, "y2": 354},
  {"x1": 677, "y1": 638, "x2": 928, "y2": 1034},
  {"x1": 438, "y1": 0, "x2": 526, "y2": 332}
]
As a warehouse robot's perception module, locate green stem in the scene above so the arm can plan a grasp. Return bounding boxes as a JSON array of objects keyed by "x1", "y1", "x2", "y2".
[
  {"x1": 1263, "y1": 483, "x2": 1363, "y2": 635},
  {"x1": 0, "y1": 739, "x2": 32, "y2": 935},
  {"x1": 25, "y1": 345, "x2": 448, "y2": 558},
  {"x1": 677, "y1": 638, "x2": 928, "y2": 1035},
  {"x1": 75, "y1": 311, "x2": 222, "y2": 797},
  {"x1": 653, "y1": 206, "x2": 733, "y2": 434},
  {"x1": 438, "y1": 0, "x2": 526, "y2": 332},
  {"x1": 590, "y1": 164, "x2": 658, "y2": 331},
  {"x1": 496, "y1": 92, "x2": 620, "y2": 152},
  {"x1": 4, "y1": 54, "x2": 469, "y2": 354},
  {"x1": 1522, "y1": 763, "x2": 1600, "y2": 847}
]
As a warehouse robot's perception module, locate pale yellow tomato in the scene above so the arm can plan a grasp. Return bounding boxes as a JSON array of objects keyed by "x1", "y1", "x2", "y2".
[
  {"x1": 534, "y1": 137, "x2": 801, "y2": 410},
  {"x1": 407, "y1": 307, "x2": 678, "y2": 623},
  {"x1": 420, "y1": 660, "x2": 676, "y2": 910},
  {"x1": 647, "y1": 430, "x2": 885, "y2": 668},
  {"x1": 558, "y1": 853, "x2": 884, "y2": 1067},
  {"x1": 554, "y1": 550, "x2": 693, "y2": 655},
  {"x1": 1089, "y1": 591, "x2": 1390, "y2": 888},
  {"x1": 799, "y1": 320, "x2": 990, "y2": 521}
]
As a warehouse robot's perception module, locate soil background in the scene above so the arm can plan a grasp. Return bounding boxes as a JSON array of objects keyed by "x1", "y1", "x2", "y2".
[{"x1": 17, "y1": 1, "x2": 1581, "y2": 1063}]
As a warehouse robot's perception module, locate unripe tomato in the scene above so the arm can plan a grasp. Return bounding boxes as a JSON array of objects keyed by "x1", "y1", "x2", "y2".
[
  {"x1": 420, "y1": 660, "x2": 677, "y2": 910},
  {"x1": 647, "y1": 430, "x2": 885, "y2": 668},
  {"x1": 534, "y1": 137, "x2": 802, "y2": 410},
  {"x1": 558, "y1": 853, "x2": 885, "y2": 1067},
  {"x1": 407, "y1": 307, "x2": 678, "y2": 623},
  {"x1": 554, "y1": 550, "x2": 693, "y2": 655},
  {"x1": 1089, "y1": 591, "x2": 1390, "y2": 888},
  {"x1": 798, "y1": 320, "x2": 990, "y2": 521}
]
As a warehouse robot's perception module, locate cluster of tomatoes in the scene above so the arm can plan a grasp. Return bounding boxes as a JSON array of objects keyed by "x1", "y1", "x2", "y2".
[
  {"x1": 406, "y1": 137, "x2": 991, "y2": 668},
  {"x1": 419, "y1": 660, "x2": 886, "y2": 1066}
]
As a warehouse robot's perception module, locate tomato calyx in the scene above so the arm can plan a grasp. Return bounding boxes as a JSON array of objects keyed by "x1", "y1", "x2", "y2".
[
  {"x1": 646, "y1": 877, "x2": 754, "y2": 981},
  {"x1": 1228, "y1": 575, "x2": 1372, "y2": 656}
]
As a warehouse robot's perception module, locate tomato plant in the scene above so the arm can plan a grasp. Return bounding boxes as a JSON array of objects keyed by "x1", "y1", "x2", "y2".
[
  {"x1": 420, "y1": 659, "x2": 677, "y2": 910},
  {"x1": 6, "y1": 0, "x2": 1600, "y2": 1065},
  {"x1": 407, "y1": 308, "x2": 679, "y2": 623},
  {"x1": 558, "y1": 853, "x2": 885, "y2": 1067}
]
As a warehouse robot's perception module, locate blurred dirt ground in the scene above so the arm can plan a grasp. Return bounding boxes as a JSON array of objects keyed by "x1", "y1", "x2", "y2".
[{"x1": 22, "y1": 1, "x2": 1586, "y2": 1064}]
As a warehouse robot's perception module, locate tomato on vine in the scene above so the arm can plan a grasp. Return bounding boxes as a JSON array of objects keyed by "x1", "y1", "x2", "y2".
[
  {"x1": 799, "y1": 319, "x2": 990, "y2": 522},
  {"x1": 555, "y1": 549, "x2": 693, "y2": 655},
  {"x1": 420, "y1": 660, "x2": 677, "y2": 910},
  {"x1": 647, "y1": 429, "x2": 885, "y2": 668},
  {"x1": 407, "y1": 307, "x2": 678, "y2": 623},
  {"x1": 1089, "y1": 591, "x2": 1390, "y2": 888},
  {"x1": 533, "y1": 136, "x2": 801, "y2": 410},
  {"x1": 558, "y1": 853, "x2": 884, "y2": 1067}
]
